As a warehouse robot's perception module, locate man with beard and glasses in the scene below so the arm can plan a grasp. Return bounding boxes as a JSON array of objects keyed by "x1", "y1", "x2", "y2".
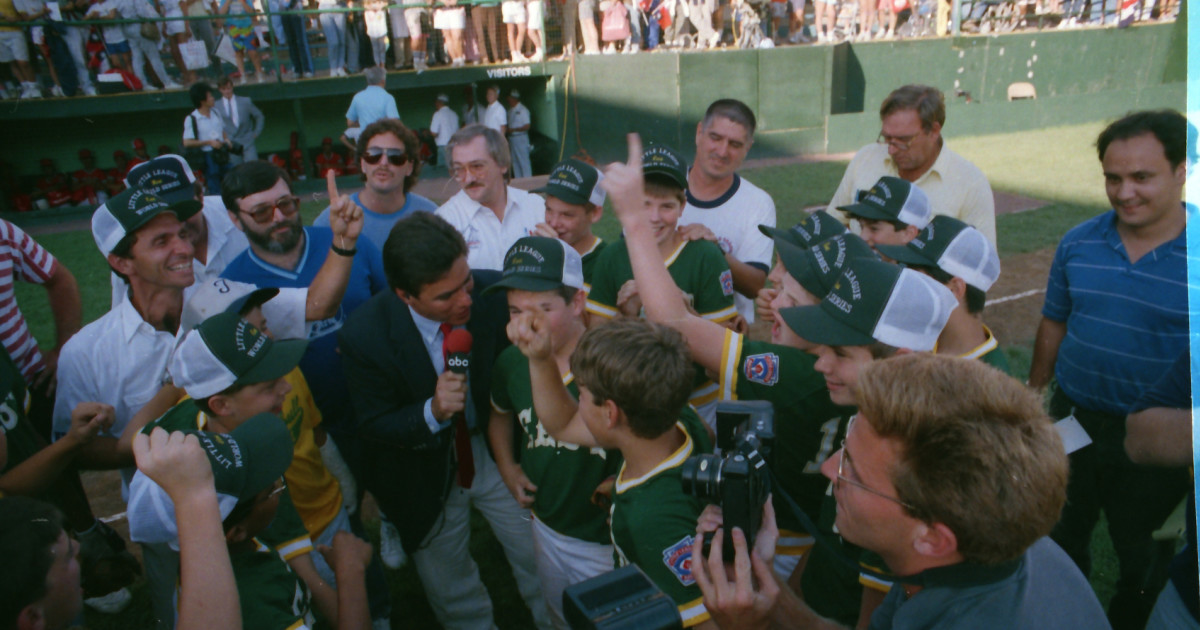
[{"x1": 219, "y1": 160, "x2": 393, "y2": 626}]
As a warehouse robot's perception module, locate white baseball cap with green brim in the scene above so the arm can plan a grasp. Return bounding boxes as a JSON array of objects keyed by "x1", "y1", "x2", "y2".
[
  {"x1": 780, "y1": 258, "x2": 956, "y2": 352},
  {"x1": 170, "y1": 311, "x2": 308, "y2": 400},
  {"x1": 836, "y1": 176, "x2": 932, "y2": 230},
  {"x1": 92, "y1": 186, "x2": 202, "y2": 257},
  {"x1": 875, "y1": 215, "x2": 1001, "y2": 292},
  {"x1": 484, "y1": 236, "x2": 585, "y2": 295}
]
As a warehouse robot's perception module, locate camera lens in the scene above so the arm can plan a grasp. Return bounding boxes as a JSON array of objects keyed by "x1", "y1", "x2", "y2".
[{"x1": 681, "y1": 454, "x2": 724, "y2": 500}]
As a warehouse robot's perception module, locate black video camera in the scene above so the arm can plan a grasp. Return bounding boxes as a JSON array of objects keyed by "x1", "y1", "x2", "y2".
[{"x1": 680, "y1": 400, "x2": 774, "y2": 562}]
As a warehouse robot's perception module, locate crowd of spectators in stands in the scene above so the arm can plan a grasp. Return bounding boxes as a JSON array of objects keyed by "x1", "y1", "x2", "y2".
[{"x1": 0, "y1": 0, "x2": 1181, "y2": 98}]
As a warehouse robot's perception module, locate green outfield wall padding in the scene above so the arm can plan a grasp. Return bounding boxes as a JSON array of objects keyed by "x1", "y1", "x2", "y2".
[{"x1": 2, "y1": 22, "x2": 1179, "y2": 179}]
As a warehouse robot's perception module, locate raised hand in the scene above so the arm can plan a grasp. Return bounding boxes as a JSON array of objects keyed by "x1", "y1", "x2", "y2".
[
  {"x1": 132, "y1": 428, "x2": 215, "y2": 499},
  {"x1": 600, "y1": 133, "x2": 646, "y2": 226},
  {"x1": 326, "y1": 170, "x2": 363, "y2": 246},
  {"x1": 507, "y1": 311, "x2": 553, "y2": 361}
]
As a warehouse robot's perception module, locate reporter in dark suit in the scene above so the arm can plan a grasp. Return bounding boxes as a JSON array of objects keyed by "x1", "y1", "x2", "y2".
[
  {"x1": 216, "y1": 76, "x2": 265, "y2": 162},
  {"x1": 339, "y1": 212, "x2": 551, "y2": 629}
]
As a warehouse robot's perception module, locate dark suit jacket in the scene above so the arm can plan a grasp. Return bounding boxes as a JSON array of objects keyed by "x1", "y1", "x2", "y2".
[{"x1": 338, "y1": 270, "x2": 509, "y2": 552}]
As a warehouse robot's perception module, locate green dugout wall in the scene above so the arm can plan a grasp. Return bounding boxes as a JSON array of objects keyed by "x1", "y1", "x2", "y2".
[{"x1": 0, "y1": 18, "x2": 1183, "y2": 179}]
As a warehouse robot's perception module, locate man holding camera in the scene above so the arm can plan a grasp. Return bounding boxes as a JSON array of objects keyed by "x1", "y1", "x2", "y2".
[{"x1": 691, "y1": 354, "x2": 1108, "y2": 630}]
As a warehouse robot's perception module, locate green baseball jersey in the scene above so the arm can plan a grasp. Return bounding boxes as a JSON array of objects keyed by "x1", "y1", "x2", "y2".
[
  {"x1": 586, "y1": 238, "x2": 737, "y2": 323},
  {"x1": 491, "y1": 345, "x2": 622, "y2": 544},
  {"x1": 943, "y1": 325, "x2": 1012, "y2": 375},
  {"x1": 0, "y1": 347, "x2": 39, "y2": 478},
  {"x1": 580, "y1": 236, "x2": 608, "y2": 293},
  {"x1": 147, "y1": 402, "x2": 314, "y2": 560},
  {"x1": 231, "y1": 539, "x2": 315, "y2": 630},
  {"x1": 610, "y1": 409, "x2": 713, "y2": 628},
  {"x1": 716, "y1": 330, "x2": 855, "y2": 535}
]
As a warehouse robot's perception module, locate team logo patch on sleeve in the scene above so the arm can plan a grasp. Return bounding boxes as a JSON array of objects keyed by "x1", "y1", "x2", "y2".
[
  {"x1": 663, "y1": 535, "x2": 697, "y2": 586},
  {"x1": 719, "y1": 270, "x2": 734, "y2": 297},
  {"x1": 744, "y1": 353, "x2": 779, "y2": 386}
]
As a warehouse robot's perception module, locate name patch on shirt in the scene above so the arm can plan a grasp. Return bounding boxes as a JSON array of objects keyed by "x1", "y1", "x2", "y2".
[
  {"x1": 744, "y1": 353, "x2": 779, "y2": 386},
  {"x1": 663, "y1": 535, "x2": 696, "y2": 586}
]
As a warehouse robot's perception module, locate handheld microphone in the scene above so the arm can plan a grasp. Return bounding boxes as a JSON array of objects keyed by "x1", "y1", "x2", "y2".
[{"x1": 445, "y1": 328, "x2": 473, "y2": 375}]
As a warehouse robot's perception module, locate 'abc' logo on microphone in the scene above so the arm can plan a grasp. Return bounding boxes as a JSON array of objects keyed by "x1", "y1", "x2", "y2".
[{"x1": 447, "y1": 356, "x2": 470, "y2": 369}]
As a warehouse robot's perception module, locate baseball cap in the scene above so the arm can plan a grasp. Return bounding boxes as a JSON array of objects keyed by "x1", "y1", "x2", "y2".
[
  {"x1": 534, "y1": 158, "x2": 606, "y2": 207},
  {"x1": 127, "y1": 414, "x2": 294, "y2": 547},
  {"x1": 510, "y1": 89, "x2": 521, "y2": 98},
  {"x1": 92, "y1": 187, "x2": 202, "y2": 257},
  {"x1": 780, "y1": 258, "x2": 956, "y2": 352},
  {"x1": 837, "y1": 176, "x2": 932, "y2": 230},
  {"x1": 875, "y1": 215, "x2": 1001, "y2": 292},
  {"x1": 170, "y1": 311, "x2": 308, "y2": 400},
  {"x1": 79, "y1": 148, "x2": 94, "y2": 159},
  {"x1": 642, "y1": 144, "x2": 688, "y2": 189},
  {"x1": 483, "y1": 236, "x2": 585, "y2": 295},
  {"x1": 124, "y1": 155, "x2": 198, "y2": 205},
  {"x1": 436, "y1": 93, "x2": 449, "y2": 103},
  {"x1": 180, "y1": 279, "x2": 281, "y2": 332},
  {"x1": 776, "y1": 233, "x2": 878, "y2": 299},
  {"x1": 133, "y1": 138, "x2": 147, "y2": 149},
  {"x1": 758, "y1": 210, "x2": 848, "y2": 249}
]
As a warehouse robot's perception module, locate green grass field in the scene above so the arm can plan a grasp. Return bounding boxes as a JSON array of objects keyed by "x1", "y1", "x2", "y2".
[{"x1": 15, "y1": 121, "x2": 1134, "y2": 628}]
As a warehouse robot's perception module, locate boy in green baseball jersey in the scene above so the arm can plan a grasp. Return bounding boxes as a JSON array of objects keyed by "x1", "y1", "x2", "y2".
[
  {"x1": 530, "y1": 159, "x2": 609, "y2": 292},
  {"x1": 585, "y1": 143, "x2": 737, "y2": 418},
  {"x1": 483, "y1": 235, "x2": 623, "y2": 629},
  {"x1": 510, "y1": 315, "x2": 715, "y2": 628},
  {"x1": 598, "y1": 134, "x2": 876, "y2": 581},
  {"x1": 875, "y1": 215, "x2": 1009, "y2": 373},
  {"x1": 835, "y1": 176, "x2": 933, "y2": 252},
  {"x1": 128, "y1": 419, "x2": 373, "y2": 630},
  {"x1": 135, "y1": 311, "x2": 366, "y2": 627}
]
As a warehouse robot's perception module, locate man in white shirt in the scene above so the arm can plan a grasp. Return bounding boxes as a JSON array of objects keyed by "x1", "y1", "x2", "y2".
[
  {"x1": 435, "y1": 124, "x2": 545, "y2": 271},
  {"x1": 182, "y1": 81, "x2": 232, "y2": 195},
  {"x1": 825, "y1": 84, "x2": 996, "y2": 247},
  {"x1": 680, "y1": 98, "x2": 777, "y2": 324},
  {"x1": 482, "y1": 84, "x2": 507, "y2": 135},
  {"x1": 430, "y1": 93, "x2": 460, "y2": 173},
  {"x1": 506, "y1": 89, "x2": 532, "y2": 179}
]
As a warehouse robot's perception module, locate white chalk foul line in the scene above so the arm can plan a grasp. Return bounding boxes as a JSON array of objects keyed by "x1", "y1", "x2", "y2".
[{"x1": 986, "y1": 288, "x2": 1045, "y2": 306}]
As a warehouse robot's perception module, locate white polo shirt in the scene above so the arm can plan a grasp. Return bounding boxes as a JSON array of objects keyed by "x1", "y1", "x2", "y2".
[
  {"x1": 483, "y1": 101, "x2": 507, "y2": 132},
  {"x1": 435, "y1": 186, "x2": 546, "y2": 271}
]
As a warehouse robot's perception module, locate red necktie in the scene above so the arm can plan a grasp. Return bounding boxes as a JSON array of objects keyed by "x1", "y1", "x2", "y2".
[{"x1": 441, "y1": 323, "x2": 475, "y2": 489}]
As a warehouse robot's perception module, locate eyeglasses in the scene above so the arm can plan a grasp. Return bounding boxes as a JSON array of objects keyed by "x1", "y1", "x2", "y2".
[
  {"x1": 876, "y1": 131, "x2": 920, "y2": 152},
  {"x1": 450, "y1": 161, "x2": 492, "y2": 179},
  {"x1": 835, "y1": 414, "x2": 914, "y2": 509},
  {"x1": 240, "y1": 195, "x2": 300, "y2": 225},
  {"x1": 362, "y1": 147, "x2": 409, "y2": 166}
]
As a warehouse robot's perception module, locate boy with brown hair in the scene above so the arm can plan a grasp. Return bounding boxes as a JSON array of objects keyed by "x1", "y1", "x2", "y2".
[{"x1": 510, "y1": 316, "x2": 715, "y2": 628}]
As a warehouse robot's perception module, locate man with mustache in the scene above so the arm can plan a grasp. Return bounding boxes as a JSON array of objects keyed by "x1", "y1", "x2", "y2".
[{"x1": 436, "y1": 124, "x2": 547, "y2": 271}]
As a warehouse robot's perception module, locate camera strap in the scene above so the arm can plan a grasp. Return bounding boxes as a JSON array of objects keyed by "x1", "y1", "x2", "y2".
[{"x1": 766, "y1": 468, "x2": 923, "y2": 586}]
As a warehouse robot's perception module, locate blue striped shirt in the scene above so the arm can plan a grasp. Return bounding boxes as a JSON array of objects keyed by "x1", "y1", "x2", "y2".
[{"x1": 1042, "y1": 210, "x2": 1187, "y2": 416}]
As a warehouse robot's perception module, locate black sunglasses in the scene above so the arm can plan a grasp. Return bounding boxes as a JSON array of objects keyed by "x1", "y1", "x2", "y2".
[{"x1": 362, "y1": 147, "x2": 409, "y2": 166}]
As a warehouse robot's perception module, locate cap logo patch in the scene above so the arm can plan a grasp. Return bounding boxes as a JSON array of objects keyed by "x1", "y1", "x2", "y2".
[
  {"x1": 234, "y1": 320, "x2": 268, "y2": 357},
  {"x1": 814, "y1": 247, "x2": 831, "y2": 274},
  {"x1": 792, "y1": 224, "x2": 812, "y2": 242},
  {"x1": 876, "y1": 181, "x2": 892, "y2": 199},
  {"x1": 843, "y1": 269, "x2": 863, "y2": 300}
]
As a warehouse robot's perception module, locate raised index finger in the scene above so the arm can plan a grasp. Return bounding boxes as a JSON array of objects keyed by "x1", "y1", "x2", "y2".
[
  {"x1": 326, "y1": 169, "x2": 339, "y2": 201},
  {"x1": 626, "y1": 133, "x2": 643, "y2": 171}
]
